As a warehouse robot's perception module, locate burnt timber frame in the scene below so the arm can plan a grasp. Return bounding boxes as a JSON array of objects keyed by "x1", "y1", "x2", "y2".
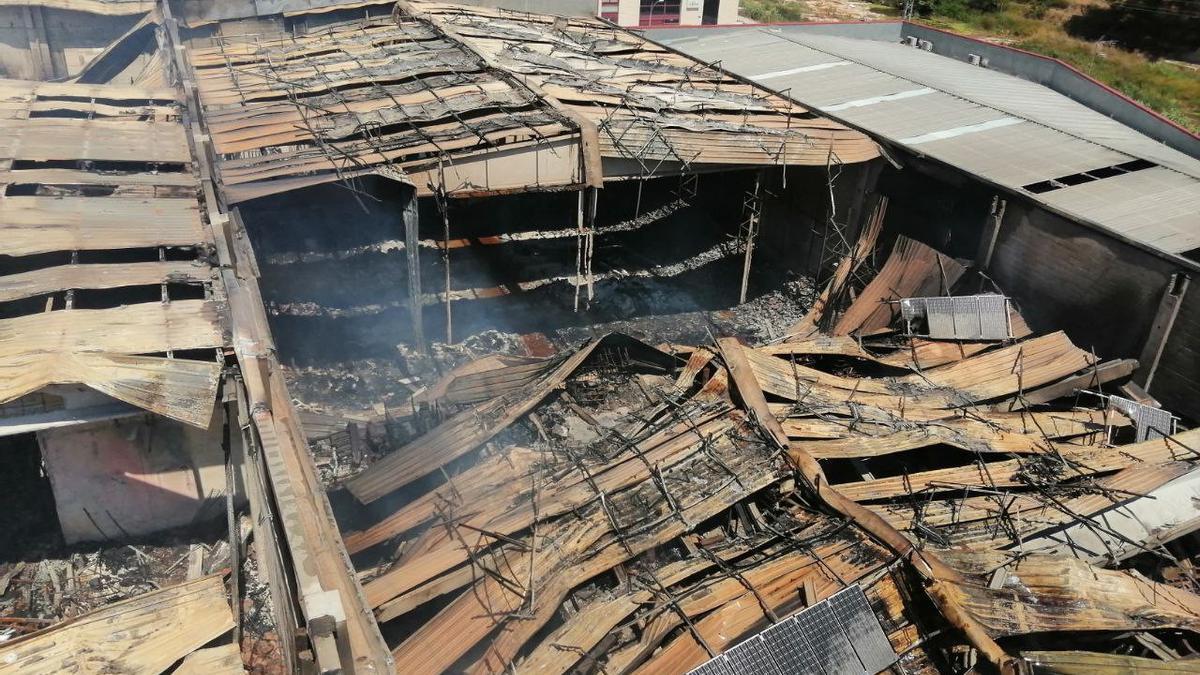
[{"x1": 160, "y1": 1, "x2": 393, "y2": 671}]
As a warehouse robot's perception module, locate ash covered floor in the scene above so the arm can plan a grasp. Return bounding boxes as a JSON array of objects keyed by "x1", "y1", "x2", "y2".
[{"x1": 241, "y1": 173, "x2": 816, "y2": 417}]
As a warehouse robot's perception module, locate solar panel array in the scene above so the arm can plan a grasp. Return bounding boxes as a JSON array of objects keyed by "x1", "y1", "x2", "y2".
[
  {"x1": 687, "y1": 585, "x2": 897, "y2": 675},
  {"x1": 899, "y1": 295, "x2": 1011, "y2": 340}
]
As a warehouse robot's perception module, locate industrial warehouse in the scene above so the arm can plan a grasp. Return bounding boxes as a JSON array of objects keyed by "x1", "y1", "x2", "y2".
[{"x1": 0, "y1": 0, "x2": 1198, "y2": 673}]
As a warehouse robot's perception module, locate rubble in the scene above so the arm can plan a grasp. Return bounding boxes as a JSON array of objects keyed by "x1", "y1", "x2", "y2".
[
  {"x1": 0, "y1": 0, "x2": 1196, "y2": 673},
  {"x1": 322, "y1": 226, "x2": 1200, "y2": 673}
]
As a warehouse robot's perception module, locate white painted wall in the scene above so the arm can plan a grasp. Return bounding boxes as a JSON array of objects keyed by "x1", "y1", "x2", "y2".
[
  {"x1": 617, "y1": 0, "x2": 639, "y2": 24},
  {"x1": 717, "y1": 0, "x2": 739, "y2": 24},
  {"x1": 39, "y1": 411, "x2": 232, "y2": 544}
]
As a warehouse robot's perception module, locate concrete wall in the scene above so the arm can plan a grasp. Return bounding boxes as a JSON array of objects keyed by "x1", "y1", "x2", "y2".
[
  {"x1": 716, "y1": 0, "x2": 738, "y2": 25},
  {"x1": 39, "y1": 411, "x2": 230, "y2": 544},
  {"x1": 987, "y1": 200, "x2": 1199, "y2": 420},
  {"x1": 615, "y1": 0, "x2": 739, "y2": 26},
  {"x1": 759, "y1": 160, "x2": 883, "y2": 278},
  {"x1": 871, "y1": 154, "x2": 1200, "y2": 421},
  {"x1": 990, "y1": 200, "x2": 1172, "y2": 358},
  {"x1": 616, "y1": 0, "x2": 639, "y2": 25}
]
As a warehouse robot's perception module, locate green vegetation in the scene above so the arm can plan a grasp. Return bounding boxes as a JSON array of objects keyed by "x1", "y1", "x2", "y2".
[
  {"x1": 1015, "y1": 34, "x2": 1200, "y2": 131},
  {"x1": 901, "y1": 0, "x2": 1200, "y2": 131},
  {"x1": 742, "y1": 0, "x2": 807, "y2": 22}
]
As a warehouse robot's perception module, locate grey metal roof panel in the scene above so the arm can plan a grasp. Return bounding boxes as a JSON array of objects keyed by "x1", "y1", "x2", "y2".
[
  {"x1": 772, "y1": 65, "x2": 917, "y2": 108},
  {"x1": 765, "y1": 31, "x2": 1200, "y2": 179},
  {"x1": 653, "y1": 27, "x2": 1200, "y2": 255},
  {"x1": 914, "y1": 121, "x2": 1133, "y2": 186},
  {"x1": 668, "y1": 33, "x2": 902, "y2": 107},
  {"x1": 829, "y1": 93, "x2": 1008, "y2": 142},
  {"x1": 1039, "y1": 167, "x2": 1200, "y2": 252},
  {"x1": 728, "y1": 43, "x2": 845, "y2": 72}
]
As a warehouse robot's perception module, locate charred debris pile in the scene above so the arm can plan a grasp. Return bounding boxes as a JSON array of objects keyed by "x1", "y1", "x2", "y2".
[{"x1": 321, "y1": 226, "x2": 1200, "y2": 674}]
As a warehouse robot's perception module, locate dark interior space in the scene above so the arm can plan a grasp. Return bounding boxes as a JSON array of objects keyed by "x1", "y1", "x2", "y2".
[
  {"x1": 241, "y1": 171, "x2": 823, "y2": 412},
  {"x1": 0, "y1": 434, "x2": 62, "y2": 562},
  {"x1": 875, "y1": 161, "x2": 995, "y2": 261}
]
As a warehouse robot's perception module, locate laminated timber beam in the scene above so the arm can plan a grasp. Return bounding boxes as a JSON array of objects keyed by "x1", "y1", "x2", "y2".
[{"x1": 160, "y1": 2, "x2": 392, "y2": 671}]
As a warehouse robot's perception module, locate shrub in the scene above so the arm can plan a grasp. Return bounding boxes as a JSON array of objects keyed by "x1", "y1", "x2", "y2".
[{"x1": 742, "y1": 0, "x2": 807, "y2": 22}]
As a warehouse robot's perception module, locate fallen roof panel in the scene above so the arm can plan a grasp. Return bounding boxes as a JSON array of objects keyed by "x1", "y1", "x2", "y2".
[
  {"x1": 408, "y1": 1, "x2": 880, "y2": 172},
  {"x1": 0, "y1": 574, "x2": 234, "y2": 674},
  {"x1": 0, "y1": 118, "x2": 190, "y2": 164},
  {"x1": 0, "y1": 301, "x2": 225, "y2": 359},
  {"x1": 0, "y1": 352, "x2": 223, "y2": 428},
  {"x1": 0, "y1": 0, "x2": 155, "y2": 14},
  {"x1": 0, "y1": 78, "x2": 227, "y2": 428},
  {"x1": 335, "y1": 217, "x2": 1200, "y2": 675}
]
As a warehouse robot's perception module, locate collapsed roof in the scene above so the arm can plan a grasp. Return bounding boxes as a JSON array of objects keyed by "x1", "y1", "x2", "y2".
[
  {"x1": 0, "y1": 79, "x2": 225, "y2": 429},
  {"x1": 187, "y1": 1, "x2": 878, "y2": 201},
  {"x1": 339, "y1": 226, "x2": 1200, "y2": 673},
  {"x1": 1, "y1": 1, "x2": 1198, "y2": 673}
]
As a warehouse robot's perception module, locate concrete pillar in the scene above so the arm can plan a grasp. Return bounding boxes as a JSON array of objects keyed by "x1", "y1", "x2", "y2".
[
  {"x1": 618, "y1": 0, "x2": 640, "y2": 25},
  {"x1": 717, "y1": 0, "x2": 739, "y2": 24}
]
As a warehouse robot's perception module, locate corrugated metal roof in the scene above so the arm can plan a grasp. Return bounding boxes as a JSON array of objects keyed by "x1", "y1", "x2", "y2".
[{"x1": 650, "y1": 27, "x2": 1200, "y2": 255}]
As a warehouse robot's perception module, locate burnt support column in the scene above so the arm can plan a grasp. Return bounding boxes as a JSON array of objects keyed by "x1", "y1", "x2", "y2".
[
  {"x1": 1136, "y1": 272, "x2": 1190, "y2": 393},
  {"x1": 573, "y1": 187, "x2": 597, "y2": 312},
  {"x1": 23, "y1": 6, "x2": 55, "y2": 80},
  {"x1": 739, "y1": 171, "x2": 764, "y2": 305},
  {"x1": 437, "y1": 182, "x2": 453, "y2": 344},
  {"x1": 842, "y1": 158, "x2": 884, "y2": 245},
  {"x1": 402, "y1": 189, "x2": 426, "y2": 354},
  {"x1": 975, "y1": 195, "x2": 1007, "y2": 272}
]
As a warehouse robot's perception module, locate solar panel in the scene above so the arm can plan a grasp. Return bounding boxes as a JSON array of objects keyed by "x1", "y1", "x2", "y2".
[
  {"x1": 760, "y1": 614, "x2": 826, "y2": 674},
  {"x1": 688, "y1": 654, "x2": 738, "y2": 675},
  {"x1": 793, "y1": 596, "x2": 866, "y2": 674},
  {"x1": 686, "y1": 584, "x2": 897, "y2": 675},
  {"x1": 1108, "y1": 395, "x2": 1175, "y2": 442},
  {"x1": 723, "y1": 635, "x2": 784, "y2": 675},
  {"x1": 900, "y1": 295, "x2": 1011, "y2": 340},
  {"x1": 827, "y1": 586, "x2": 898, "y2": 674}
]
